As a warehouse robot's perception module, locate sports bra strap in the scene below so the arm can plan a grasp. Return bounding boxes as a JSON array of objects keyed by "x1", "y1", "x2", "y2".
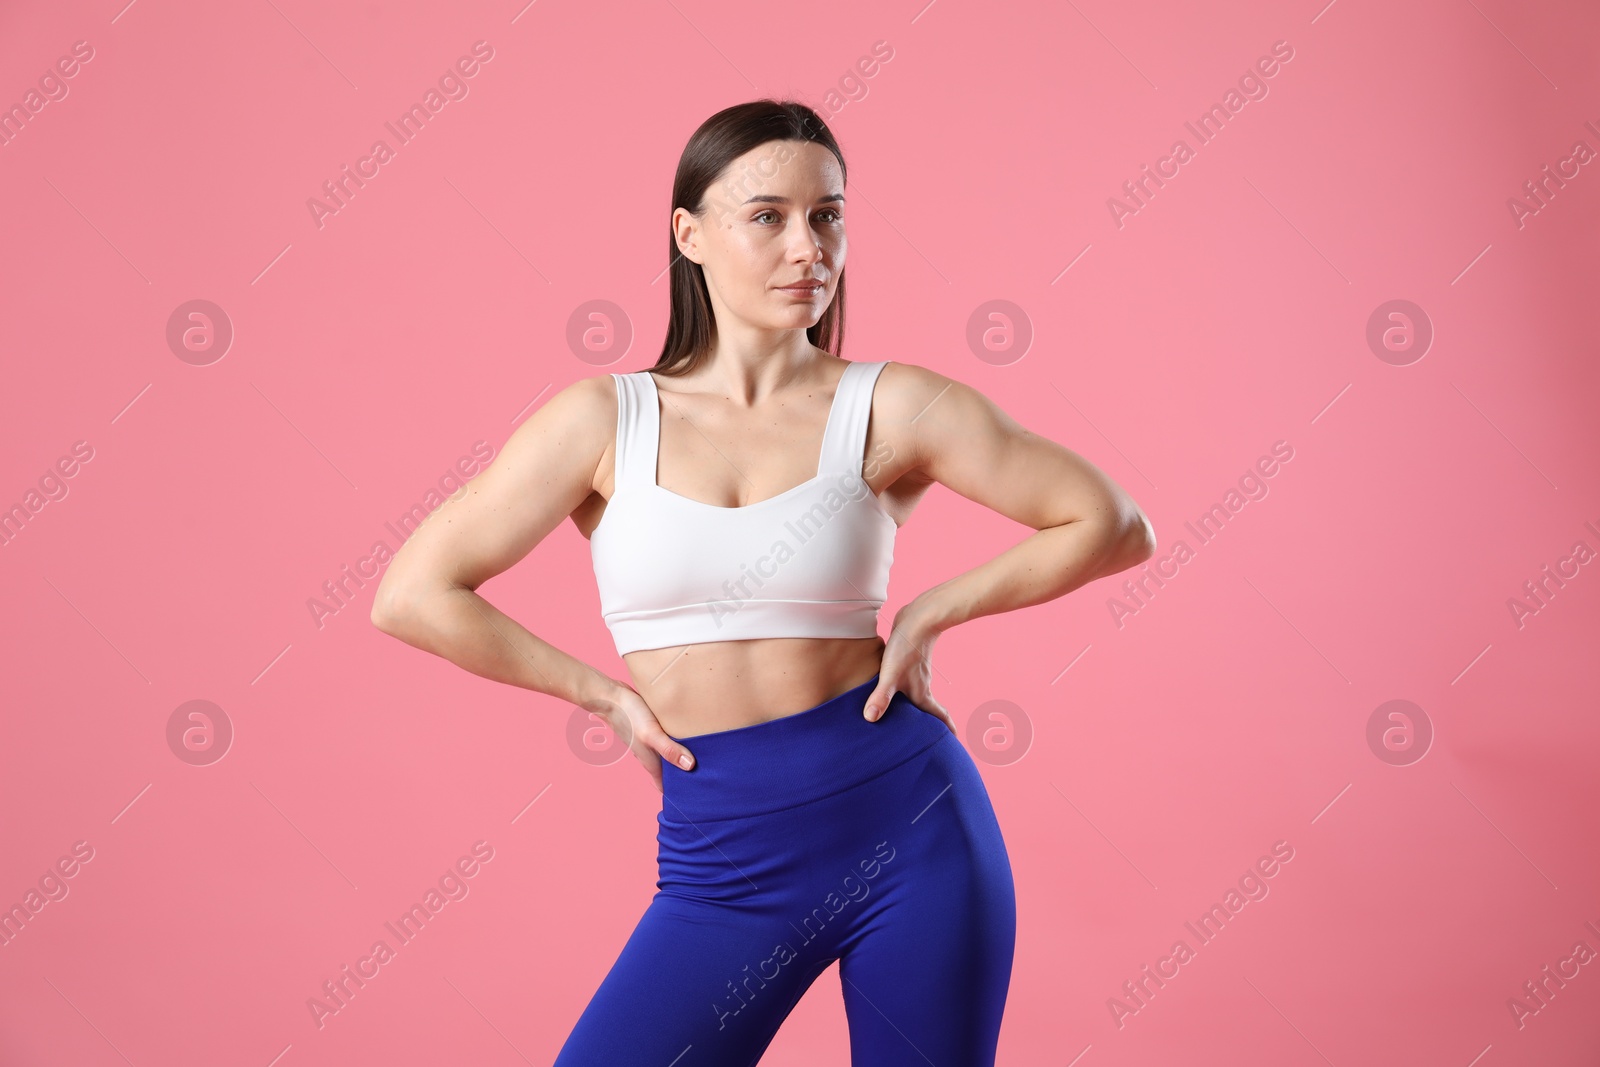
[
  {"x1": 816, "y1": 360, "x2": 888, "y2": 477},
  {"x1": 610, "y1": 372, "x2": 660, "y2": 491}
]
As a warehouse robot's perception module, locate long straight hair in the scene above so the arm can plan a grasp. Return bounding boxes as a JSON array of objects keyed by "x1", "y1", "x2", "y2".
[{"x1": 653, "y1": 99, "x2": 848, "y2": 378}]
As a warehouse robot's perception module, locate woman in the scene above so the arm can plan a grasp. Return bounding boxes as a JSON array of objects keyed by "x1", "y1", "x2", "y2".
[{"x1": 373, "y1": 99, "x2": 1155, "y2": 1066}]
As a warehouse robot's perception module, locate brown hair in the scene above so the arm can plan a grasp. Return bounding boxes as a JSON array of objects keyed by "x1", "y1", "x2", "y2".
[{"x1": 653, "y1": 99, "x2": 848, "y2": 377}]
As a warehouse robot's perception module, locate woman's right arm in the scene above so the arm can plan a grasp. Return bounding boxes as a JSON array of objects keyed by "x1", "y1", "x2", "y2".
[{"x1": 368, "y1": 375, "x2": 697, "y2": 786}]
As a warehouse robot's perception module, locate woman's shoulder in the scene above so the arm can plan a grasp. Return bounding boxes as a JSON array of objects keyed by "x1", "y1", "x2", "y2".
[
  {"x1": 522, "y1": 372, "x2": 629, "y2": 445},
  {"x1": 869, "y1": 358, "x2": 972, "y2": 412}
]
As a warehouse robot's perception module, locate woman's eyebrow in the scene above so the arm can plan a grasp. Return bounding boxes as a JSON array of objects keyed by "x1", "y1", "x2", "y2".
[{"x1": 741, "y1": 193, "x2": 847, "y2": 205}]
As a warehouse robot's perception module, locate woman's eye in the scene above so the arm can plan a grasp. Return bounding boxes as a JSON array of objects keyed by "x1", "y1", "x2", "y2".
[{"x1": 752, "y1": 209, "x2": 842, "y2": 224}]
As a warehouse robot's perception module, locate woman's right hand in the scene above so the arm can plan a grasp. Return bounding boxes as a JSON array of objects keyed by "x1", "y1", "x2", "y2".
[{"x1": 579, "y1": 681, "x2": 696, "y2": 794}]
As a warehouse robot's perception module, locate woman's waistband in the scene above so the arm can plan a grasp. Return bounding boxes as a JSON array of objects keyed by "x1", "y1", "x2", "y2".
[{"x1": 659, "y1": 673, "x2": 951, "y2": 822}]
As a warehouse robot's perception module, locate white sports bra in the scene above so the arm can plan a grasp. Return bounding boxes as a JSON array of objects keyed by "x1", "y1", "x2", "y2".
[{"x1": 590, "y1": 360, "x2": 897, "y2": 656}]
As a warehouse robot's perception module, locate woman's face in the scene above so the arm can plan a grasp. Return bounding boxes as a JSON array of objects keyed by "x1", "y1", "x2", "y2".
[{"x1": 674, "y1": 139, "x2": 846, "y2": 337}]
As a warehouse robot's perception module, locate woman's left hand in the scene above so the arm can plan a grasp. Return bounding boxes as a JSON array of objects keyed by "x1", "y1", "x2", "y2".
[{"x1": 863, "y1": 601, "x2": 957, "y2": 734}]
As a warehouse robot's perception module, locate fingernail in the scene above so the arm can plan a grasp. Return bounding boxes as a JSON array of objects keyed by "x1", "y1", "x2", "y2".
[
  {"x1": 678, "y1": 753, "x2": 694, "y2": 769},
  {"x1": 863, "y1": 705, "x2": 877, "y2": 721}
]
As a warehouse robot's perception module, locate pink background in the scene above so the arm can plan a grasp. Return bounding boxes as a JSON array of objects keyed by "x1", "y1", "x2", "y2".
[{"x1": 3, "y1": 0, "x2": 1599, "y2": 1064}]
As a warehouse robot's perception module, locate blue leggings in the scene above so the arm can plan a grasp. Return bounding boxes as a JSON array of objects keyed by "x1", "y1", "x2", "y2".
[{"x1": 552, "y1": 673, "x2": 1017, "y2": 1066}]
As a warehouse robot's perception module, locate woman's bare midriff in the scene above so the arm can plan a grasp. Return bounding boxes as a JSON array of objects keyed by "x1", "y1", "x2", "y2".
[{"x1": 620, "y1": 634, "x2": 887, "y2": 738}]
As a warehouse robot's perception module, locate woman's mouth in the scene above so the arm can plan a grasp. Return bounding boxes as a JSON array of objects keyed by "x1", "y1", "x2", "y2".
[{"x1": 777, "y1": 283, "x2": 824, "y2": 298}]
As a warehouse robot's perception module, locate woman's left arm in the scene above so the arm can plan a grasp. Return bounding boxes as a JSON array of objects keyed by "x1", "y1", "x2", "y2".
[{"x1": 864, "y1": 365, "x2": 1157, "y2": 722}]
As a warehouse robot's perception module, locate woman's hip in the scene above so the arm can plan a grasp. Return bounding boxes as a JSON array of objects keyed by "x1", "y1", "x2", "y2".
[
  {"x1": 660, "y1": 673, "x2": 958, "y2": 819},
  {"x1": 654, "y1": 676, "x2": 1014, "y2": 914}
]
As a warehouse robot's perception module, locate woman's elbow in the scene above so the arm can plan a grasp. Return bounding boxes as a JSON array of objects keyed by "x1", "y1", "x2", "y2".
[
  {"x1": 371, "y1": 567, "x2": 425, "y2": 635},
  {"x1": 1104, "y1": 510, "x2": 1156, "y2": 572},
  {"x1": 1125, "y1": 511, "x2": 1157, "y2": 562},
  {"x1": 370, "y1": 587, "x2": 408, "y2": 635}
]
